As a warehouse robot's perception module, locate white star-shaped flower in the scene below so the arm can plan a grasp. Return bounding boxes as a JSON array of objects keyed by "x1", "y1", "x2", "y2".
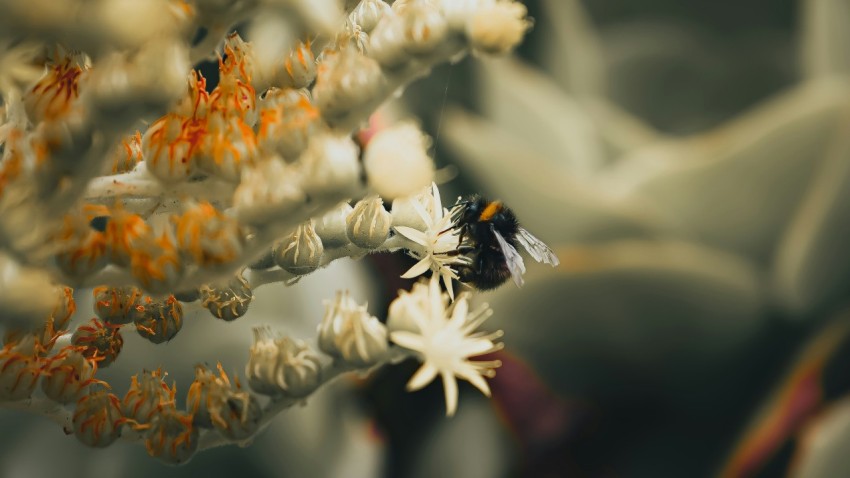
[
  {"x1": 389, "y1": 277, "x2": 503, "y2": 417},
  {"x1": 393, "y1": 183, "x2": 467, "y2": 300}
]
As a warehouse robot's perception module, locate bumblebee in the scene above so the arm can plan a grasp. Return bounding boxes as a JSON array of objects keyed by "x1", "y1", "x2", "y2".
[{"x1": 451, "y1": 196, "x2": 559, "y2": 290}]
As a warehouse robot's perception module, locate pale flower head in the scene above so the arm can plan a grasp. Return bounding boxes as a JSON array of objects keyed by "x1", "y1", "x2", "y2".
[{"x1": 389, "y1": 276, "x2": 503, "y2": 417}]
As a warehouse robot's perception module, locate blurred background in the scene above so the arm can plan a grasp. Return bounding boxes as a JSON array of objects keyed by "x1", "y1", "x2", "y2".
[{"x1": 5, "y1": 0, "x2": 850, "y2": 477}]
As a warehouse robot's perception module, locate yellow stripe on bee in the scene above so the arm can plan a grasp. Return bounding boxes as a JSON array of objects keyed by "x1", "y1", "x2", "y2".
[{"x1": 479, "y1": 201, "x2": 502, "y2": 222}]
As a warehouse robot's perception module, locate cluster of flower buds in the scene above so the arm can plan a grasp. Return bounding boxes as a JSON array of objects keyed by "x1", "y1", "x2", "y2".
[
  {"x1": 318, "y1": 291, "x2": 389, "y2": 367},
  {"x1": 187, "y1": 363, "x2": 262, "y2": 441},
  {"x1": 142, "y1": 35, "x2": 260, "y2": 185},
  {"x1": 245, "y1": 327, "x2": 323, "y2": 398}
]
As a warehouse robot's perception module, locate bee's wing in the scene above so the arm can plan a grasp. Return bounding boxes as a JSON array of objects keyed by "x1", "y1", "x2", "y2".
[
  {"x1": 516, "y1": 227, "x2": 560, "y2": 266},
  {"x1": 493, "y1": 229, "x2": 526, "y2": 287}
]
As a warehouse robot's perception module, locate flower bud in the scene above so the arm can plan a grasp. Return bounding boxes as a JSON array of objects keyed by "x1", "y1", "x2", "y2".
[
  {"x1": 123, "y1": 369, "x2": 176, "y2": 425},
  {"x1": 0, "y1": 335, "x2": 41, "y2": 400},
  {"x1": 135, "y1": 296, "x2": 184, "y2": 344},
  {"x1": 93, "y1": 286, "x2": 144, "y2": 325},
  {"x1": 141, "y1": 113, "x2": 201, "y2": 183},
  {"x1": 174, "y1": 201, "x2": 245, "y2": 267},
  {"x1": 72, "y1": 318, "x2": 123, "y2": 367},
  {"x1": 52, "y1": 286, "x2": 77, "y2": 330},
  {"x1": 73, "y1": 388, "x2": 123, "y2": 448},
  {"x1": 41, "y1": 347, "x2": 98, "y2": 404},
  {"x1": 363, "y1": 123, "x2": 434, "y2": 200},
  {"x1": 257, "y1": 88, "x2": 321, "y2": 160},
  {"x1": 313, "y1": 47, "x2": 385, "y2": 120},
  {"x1": 211, "y1": 391, "x2": 262, "y2": 441},
  {"x1": 129, "y1": 229, "x2": 185, "y2": 296},
  {"x1": 466, "y1": 2, "x2": 531, "y2": 55},
  {"x1": 145, "y1": 409, "x2": 199, "y2": 465},
  {"x1": 233, "y1": 157, "x2": 306, "y2": 227},
  {"x1": 274, "y1": 222, "x2": 324, "y2": 275},
  {"x1": 197, "y1": 113, "x2": 257, "y2": 182},
  {"x1": 245, "y1": 327, "x2": 283, "y2": 396},
  {"x1": 351, "y1": 0, "x2": 391, "y2": 33},
  {"x1": 109, "y1": 131, "x2": 144, "y2": 174},
  {"x1": 54, "y1": 218, "x2": 109, "y2": 279},
  {"x1": 103, "y1": 207, "x2": 152, "y2": 267},
  {"x1": 387, "y1": 280, "x2": 432, "y2": 333},
  {"x1": 273, "y1": 336, "x2": 323, "y2": 398},
  {"x1": 401, "y1": 2, "x2": 448, "y2": 55},
  {"x1": 346, "y1": 196, "x2": 391, "y2": 249},
  {"x1": 281, "y1": 41, "x2": 317, "y2": 88},
  {"x1": 245, "y1": 329, "x2": 324, "y2": 398},
  {"x1": 368, "y1": 18, "x2": 408, "y2": 68},
  {"x1": 199, "y1": 274, "x2": 253, "y2": 321},
  {"x1": 318, "y1": 291, "x2": 389, "y2": 367},
  {"x1": 314, "y1": 202, "x2": 354, "y2": 248},
  {"x1": 300, "y1": 133, "x2": 361, "y2": 198},
  {"x1": 187, "y1": 363, "x2": 260, "y2": 440}
]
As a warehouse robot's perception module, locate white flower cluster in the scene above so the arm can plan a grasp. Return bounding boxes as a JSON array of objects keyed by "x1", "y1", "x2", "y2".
[{"x1": 0, "y1": 0, "x2": 531, "y2": 464}]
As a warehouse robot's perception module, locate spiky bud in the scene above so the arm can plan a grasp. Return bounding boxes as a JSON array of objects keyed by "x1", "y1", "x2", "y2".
[
  {"x1": 274, "y1": 222, "x2": 324, "y2": 275},
  {"x1": 199, "y1": 274, "x2": 253, "y2": 321},
  {"x1": 41, "y1": 347, "x2": 99, "y2": 404},
  {"x1": 72, "y1": 388, "x2": 123, "y2": 448},
  {"x1": 346, "y1": 196, "x2": 391, "y2": 249},
  {"x1": 318, "y1": 291, "x2": 389, "y2": 367},
  {"x1": 123, "y1": 369, "x2": 176, "y2": 425},
  {"x1": 135, "y1": 296, "x2": 184, "y2": 344},
  {"x1": 145, "y1": 409, "x2": 199, "y2": 465},
  {"x1": 71, "y1": 318, "x2": 123, "y2": 367}
]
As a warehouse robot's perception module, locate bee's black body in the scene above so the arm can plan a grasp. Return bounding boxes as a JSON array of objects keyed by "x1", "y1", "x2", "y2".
[{"x1": 453, "y1": 196, "x2": 521, "y2": 290}]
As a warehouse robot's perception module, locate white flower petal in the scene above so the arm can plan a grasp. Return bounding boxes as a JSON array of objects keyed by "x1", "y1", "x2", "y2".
[
  {"x1": 401, "y1": 257, "x2": 432, "y2": 278},
  {"x1": 394, "y1": 225, "x2": 427, "y2": 245},
  {"x1": 456, "y1": 366, "x2": 492, "y2": 397},
  {"x1": 406, "y1": 363, "x2": 439, "y2": 391},
  {"x1": 442, "y1": 371, "x2": 459, "y2": 417},
  {"x1": 390, "y1": 330, "x2": 426, "y2": 351}
]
